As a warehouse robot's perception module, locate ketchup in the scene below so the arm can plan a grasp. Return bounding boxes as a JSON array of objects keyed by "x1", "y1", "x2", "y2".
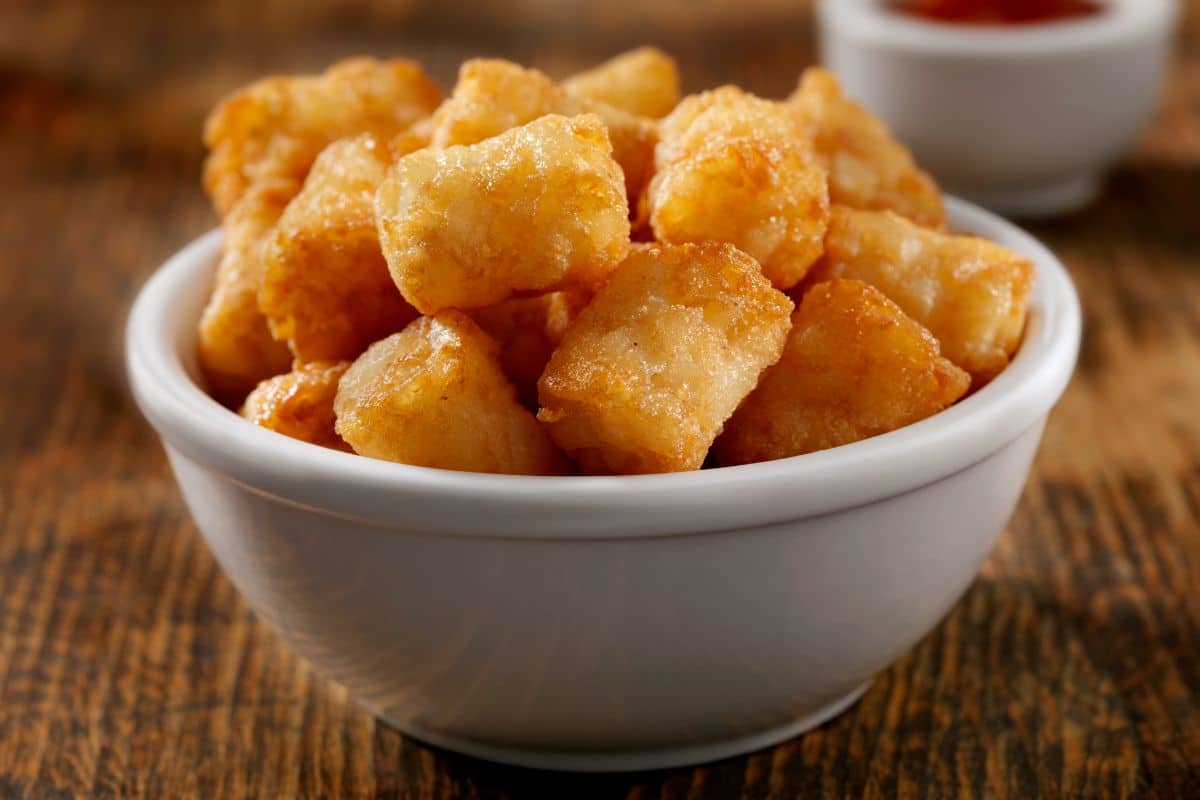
[{"x1": 888, "y1": 0, "x2": 1106, "y2": 25}]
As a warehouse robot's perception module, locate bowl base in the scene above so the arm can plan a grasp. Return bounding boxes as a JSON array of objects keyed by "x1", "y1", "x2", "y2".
[
  {"x1": 382, "y1": 680, "x2": 872, "y2": 773},
  {"x1": 956, "y1": 174, "x2": 1101, "y2": 220}
]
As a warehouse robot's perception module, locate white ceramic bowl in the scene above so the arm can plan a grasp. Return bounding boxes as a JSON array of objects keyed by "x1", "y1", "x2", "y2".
[
  {"x1": 126, "y1": 197, "x2": 1080, "y2": 772},
  {"x1": 818, "y1": 0, "x2": 1180, "y2": 217}
]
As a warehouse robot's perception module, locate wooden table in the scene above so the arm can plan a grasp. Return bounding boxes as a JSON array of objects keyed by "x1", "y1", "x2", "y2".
[{"x1": 2, "y1": 2, "x2": 1198, "y2": 797}]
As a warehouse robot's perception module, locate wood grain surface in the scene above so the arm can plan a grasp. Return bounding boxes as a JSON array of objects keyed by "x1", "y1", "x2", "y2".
[{"x1": 2, "y1": 1, "x2": 1199, "y2": 797}]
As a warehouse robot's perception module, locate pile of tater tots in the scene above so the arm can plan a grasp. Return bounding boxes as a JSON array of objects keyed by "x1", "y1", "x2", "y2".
[{"x1": 198, "y1": 48, "x2": 1033, "y2": 475}]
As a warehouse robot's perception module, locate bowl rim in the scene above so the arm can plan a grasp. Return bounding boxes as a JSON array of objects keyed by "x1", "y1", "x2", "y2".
[
  {"x1": 126, "y1": 196, "x2": 1081, "y2": 539},
  {"x1": 817, "y1": 0, "x2": 1181, "y2": 57}
]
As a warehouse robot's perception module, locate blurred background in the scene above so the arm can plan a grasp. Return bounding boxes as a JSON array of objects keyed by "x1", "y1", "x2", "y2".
[{"x1": 3, "y1": 0, "x2": 822, "y2": 197}]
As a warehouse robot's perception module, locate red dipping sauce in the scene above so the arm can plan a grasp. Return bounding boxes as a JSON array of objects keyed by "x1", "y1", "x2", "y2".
[{"x1": 889, "y1": 0, "x2": 1107, "y2": 26}]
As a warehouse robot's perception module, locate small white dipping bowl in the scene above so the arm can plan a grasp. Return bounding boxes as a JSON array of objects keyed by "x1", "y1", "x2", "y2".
[
  {"x1": 818, "y1": 0, "x2": 1180, "y2": 218},
  {"x1": 126, "y1": 197, "x2": 1080, "y2": 772}
]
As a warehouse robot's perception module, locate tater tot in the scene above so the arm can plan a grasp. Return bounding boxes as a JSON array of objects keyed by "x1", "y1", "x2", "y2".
[
  {"x1": 809, "y1": 206, "x2": 1034, "y2": 386},
  {"x1": 376, "y1": 114, "x2": 631, "y2": 314},
  {"x1": 241, "y1": 361, "x2": 351, "y2": 451},
  {"x1": 715, "y1": 280, "x2": 970, "y2": 464},
  {"x1": 563, "y1": 46, "x2": 681, "y2": 119},
  {"x1": 203, "y1": 57, "x2": 442, "y2": 216},
  {"x1": 790, "y1": 68, "x2": 945, "y2": 229},
  {"x1": 644, "y1": 86, "x2": 830, "y2": 291},
  {"x1": 260, "y1": 133, "x2": 420, "y2": 363},
  {"x1": 334, "y1": 312, "x2": 569, "y2": 475},
  {"x1": 543, "y1": 288, "x2": 592, "y2": 342},
  {"x1": 537, "y1": 242, "x2": 793, "y2": 474},
  {"x1": 197, "y1": 177, "x2": 297, "y2": 407},
  {"x1": 470, "y1": 290, "x2": 590, "y2": 407},
  {"x1": 431, "y1": 59, "x2": 657, "y2": 204}
]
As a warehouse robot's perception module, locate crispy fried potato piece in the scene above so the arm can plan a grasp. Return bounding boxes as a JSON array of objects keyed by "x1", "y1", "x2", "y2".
[
  {"x1": 204, "y1": 57, "x2": 442, "y2": 216},
  {"x1": 790, "y1": 68, "x2": 945, "y2": 229},
  {"x1": 470, "y1": 290, "x2": 590, "y2": 407},
  {"x1": 377, "y1": 114, "x2": 631, "y2": 314},
  {"x1": 563, "y1": 46, "x2": 681, "y2": 119},
  {"x1": 241, "y1": 361, "x2": 351, "y2": 450},
  {"x1": 809, "y1": 206, "x2": 1034, "y2": 385},
  {"x1": 260, "y1": 133, "x2": 421, "y2": 363},
  {"x1": 431, "y1": 58, "x2": 657, "y2": 204},
  {"x1": 334, "y1": 312, "x2": 569, "y2": 475},
  {"x1": 538, "y1": 242, "x2": 793, "y2": 474},
  {"x1": 401, "y1": 116, "x2": 436, "y2": 147},
  {"x1": 644, "y1": 86, "x2": 830, "y2": 291},
  {"x1": 197, "y1": 177, "x2": 297, "y2": 407},
  {"x1": 543, "y1": 289, "x2": 592, "y2": 342},
  {"x1": 715, "y1": 280, "x2": 969, "y2": 464}
]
